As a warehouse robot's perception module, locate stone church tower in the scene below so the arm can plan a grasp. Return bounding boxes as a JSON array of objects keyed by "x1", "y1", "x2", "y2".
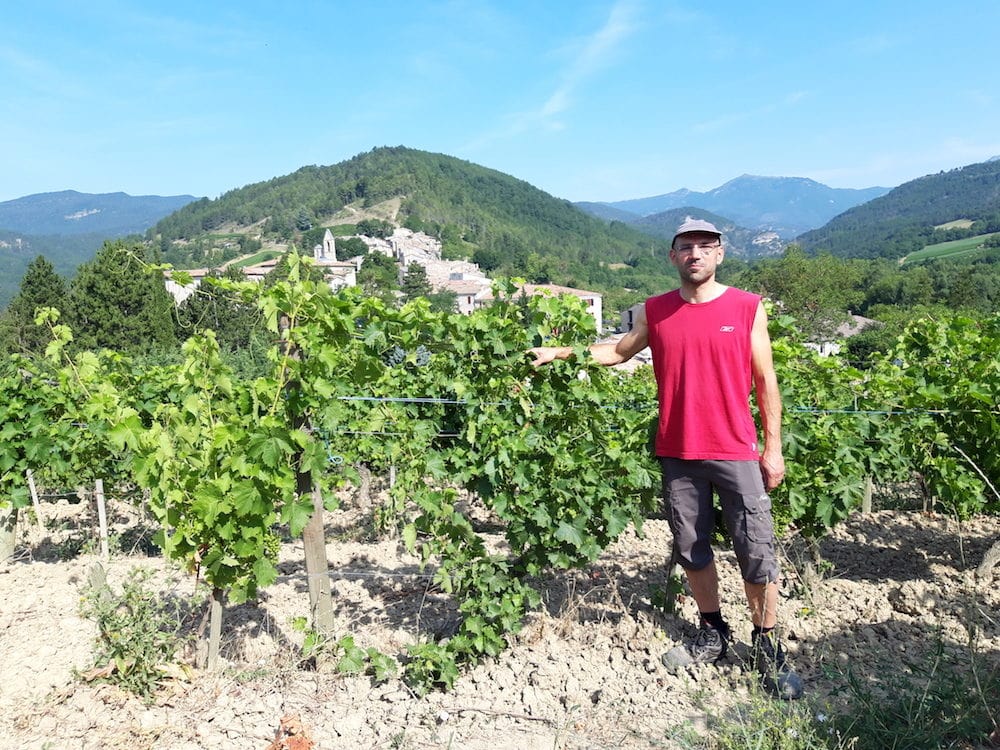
[{"x1": 315, "y1": 229, "x2": 336, "y2": 260}]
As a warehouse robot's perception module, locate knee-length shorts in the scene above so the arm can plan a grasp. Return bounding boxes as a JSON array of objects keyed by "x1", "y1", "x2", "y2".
[{"x1": 660, "y1": 457, "x2": 779, "y2": 584}]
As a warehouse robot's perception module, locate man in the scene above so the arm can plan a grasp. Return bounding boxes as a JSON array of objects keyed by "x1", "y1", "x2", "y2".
[{"x1": 529, "y1": 217, "x2": 802, "y2": 699}]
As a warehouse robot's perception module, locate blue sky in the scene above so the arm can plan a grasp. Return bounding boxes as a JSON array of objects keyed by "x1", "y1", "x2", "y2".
[{"x1": 3, "y1": 0, "x2": 1000, "y2": 204}]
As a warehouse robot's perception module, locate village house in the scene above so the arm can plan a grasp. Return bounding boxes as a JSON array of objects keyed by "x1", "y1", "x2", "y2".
[{"x1": 163, "y1": 228, "x2": 605, "y2": 334}]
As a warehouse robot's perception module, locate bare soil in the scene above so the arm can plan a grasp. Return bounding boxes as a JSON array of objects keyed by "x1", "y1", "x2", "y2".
[{"x1": 1, "y1": 491, "x2": 998, "y2": 750}]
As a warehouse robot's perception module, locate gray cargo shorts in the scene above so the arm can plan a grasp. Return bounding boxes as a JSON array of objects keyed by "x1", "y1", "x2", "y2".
[{"x1": 660, "y1": 457, "x2": 779, "y2": 584}]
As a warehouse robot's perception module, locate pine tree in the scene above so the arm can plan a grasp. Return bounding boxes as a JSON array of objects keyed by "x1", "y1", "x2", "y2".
[
  {"x1": 357, "y1": 250, "x2": 399, "y2": 305},
  {"x1": 400, "y1": 262, "x2": 432, "y2": 302},
  {"x1": 65, "y1": 240, "x2": 178, "y2": 353},
  {"x1": 0, "y1": 256, "x2": 67, "y2": 355}
]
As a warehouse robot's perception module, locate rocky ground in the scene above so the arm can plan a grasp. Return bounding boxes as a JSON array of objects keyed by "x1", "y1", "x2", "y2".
[{"x1": 1, "y1": 490, "x2": 998, "y2": 750}]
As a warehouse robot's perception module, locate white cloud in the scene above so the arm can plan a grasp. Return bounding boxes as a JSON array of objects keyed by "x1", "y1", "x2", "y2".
[
  {"x1": 462, "y1": 0, "x2": 640, "y2": 150},
  {"x1": 692, "y1": 90, "x2": 810, "y2": 134}
]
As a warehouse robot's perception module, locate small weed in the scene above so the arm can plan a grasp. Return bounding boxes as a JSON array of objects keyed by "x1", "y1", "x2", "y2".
[
  {"x1": 832, "y1": 636, "x2": 1000, "y2": 750},
  {"x1": 77, "y1": 565, "x2": 192, "y2": 700},
  {"x1": 675, "y1": 678, "x2": 847, "y2": 750},
  {"x1": 707, "y1": 694, "x2": 846, "y2": 750},
  {"x1": 649, "y1": 571, "x2": 687, "y2": 615},
  {"x1": 229, "y1": 666, "x2": 273, "y2": 683},
  {"x1": 663, "y1": 719, "x2": 706, "y2": 748},
  {"x1": 290, "y1": 617, "x2": 398, "y2": 682}
]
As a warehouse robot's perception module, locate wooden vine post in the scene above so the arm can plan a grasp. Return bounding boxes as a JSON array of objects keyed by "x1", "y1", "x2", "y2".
[
  {"x1": 206, "y1": 587, "x2": 225, "y2": 671},
  {"x1": 0, "y1": 505, "x2": 16, "y2": 561},
  {"x1": 862, "y1": 475, "x2": 874, "y2": 514},
  {"x1": 280, "y1": 313, "x2": 335, "y2": 643},
  {"x1": 300, "y1": 477, "x2": 335, "y2": 639},
  {"x1": 94, "y1": 479, "x2": 110, "y2": 560}
]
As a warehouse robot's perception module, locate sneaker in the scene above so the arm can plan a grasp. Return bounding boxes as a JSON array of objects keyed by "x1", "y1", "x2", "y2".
[
  {"x1": 661, "y1": 623, "x2": 730, "y2": 672},
  {"x1": 751, "y1": 629, "x2": 804, "y2": 700}
]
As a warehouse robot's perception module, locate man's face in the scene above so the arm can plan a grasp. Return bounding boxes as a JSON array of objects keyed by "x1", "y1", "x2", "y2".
[{"x1": 670, "y1": 232, "x2": 724, "y2": 284}]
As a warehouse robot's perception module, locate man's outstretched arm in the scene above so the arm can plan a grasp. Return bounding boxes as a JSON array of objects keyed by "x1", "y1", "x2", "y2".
[{"x1": 528, "y1": 304, "x2": 650, "y2": 367}]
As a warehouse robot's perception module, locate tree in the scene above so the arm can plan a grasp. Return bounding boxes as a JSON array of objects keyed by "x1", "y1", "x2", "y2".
[
  {"x1": 357, "y1": 251, "x2": 399, "y2": 304},
  {"x1": 176, "y1": 266, "x2": 264, "y2": 352},
  {"x1": 336, "y1": 236, "x2": 368, "y2": 261},
  {"x1": 0, "y1": 256, "x2": 68, "y2": 355},
  {"x1": 737, "y1": 246, "x2": 864, "y2": 341},
  {"x1": 65, "y1": 240, "x2": 178, "y2": 353},
  {"x1": 262, "y1": 249, "x2": 326, "y2": 288},
  {"x1": 426, "y1": 290, "x2": 458, "y2": 313},
  {"x1": 295, "y1": 207, "x2": 313, "y2": 232},
  {"x1": 400, "y1": 262, "x2": 432, "y2": 303},
  {"x1": 356, "y1": 218, "x2": 394, "y2": 239}
]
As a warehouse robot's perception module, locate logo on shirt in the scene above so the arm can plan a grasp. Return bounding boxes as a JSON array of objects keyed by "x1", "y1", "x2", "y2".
[{"x1": 719, "y1": 325, "x2": 735, "y2": 332}]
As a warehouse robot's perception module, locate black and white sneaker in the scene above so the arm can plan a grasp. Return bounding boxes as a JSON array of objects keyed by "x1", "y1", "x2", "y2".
[
  {"x1": 661, "y1": 623, "x2": 730, "y2": 672},
  {"x1": 751, "y1": 629, "x2": 804, "y2": 700}
]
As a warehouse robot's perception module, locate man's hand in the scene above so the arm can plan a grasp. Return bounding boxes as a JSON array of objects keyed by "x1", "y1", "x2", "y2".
[
  {"x1": 526, "y1": 346, "x2": 571, "y2": 367},
  {"x1": 759, "y1": 452, "x2": 786, "y2": 491}
]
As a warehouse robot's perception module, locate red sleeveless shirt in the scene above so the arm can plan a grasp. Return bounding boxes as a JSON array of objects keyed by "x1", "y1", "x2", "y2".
[{"x1": 645, "y1": 287, "x2": 761, "y2": 460}]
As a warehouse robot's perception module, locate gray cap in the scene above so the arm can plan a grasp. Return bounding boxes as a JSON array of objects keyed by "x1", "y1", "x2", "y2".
[{"x1": 671, "y1": 216, "x2": 722, "y2": 247}]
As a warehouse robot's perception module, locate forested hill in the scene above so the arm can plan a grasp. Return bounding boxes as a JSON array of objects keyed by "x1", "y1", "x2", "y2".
[
  {"x1": 151, "y1": 146, "x2": 668, "y2": 286},
  {"x1": 797, "y1": 158, "x2": 1000, "y2": 259}
]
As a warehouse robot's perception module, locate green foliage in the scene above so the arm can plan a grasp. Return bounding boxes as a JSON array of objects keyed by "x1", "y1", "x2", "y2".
[
  {"x1": 400, "y1": 262, "x2": 432, "y2": 302},
  {"x1": 290, "y1": 618, "x2": 397, "y2": 681},
  {"x1": 78, "y1": 567, "x2": 191, "y2": 699},
  {"x1": 148, "y1": 146, "x2": 670, "y2": 299},
  {"x1": 3, "y1": 262, "x2": 998, "y2": 698},
  {"x1": 357, "y1": 250, "x2": 399, "y2": 304},
  {"x1": 771, "y1": 309, "x2": 1000, "y2": 535},
  {"x1": 699, "y1": 690, "x2": 845, "y2": 749},
  {"x1": 335, "y1": 236, "x2": 368, "y2": 260},
  {"x1": 0, "y1": 255, "x2": 68, "y2": 355},
  {"x1": 0, "y1": 316, "x2": 139, "y2": 510},
  {"x1": 129, "y1": 331, "x2": 295, "y2": 603},
  {"x1": 175, "y1": 266, "x2": 266, "y2": 352},
  {"x1": 735, "y1": 247, "x2": 864, "y2": 341},
  {"x1": 881, "y1": 313, "x2": 1000, "y2": 516},
  {"x1": 65, "y1": 239, "x2": 178, "y2": 354},
  {"x1": 261, "y1": 277, "x2": 660, "y2": 690},
  {"x1": 262, "y1": 249, "x2": 326, "y2": 287},
  {"x1": 356, "y1": 217, "x2": 394, "y2": 238}
]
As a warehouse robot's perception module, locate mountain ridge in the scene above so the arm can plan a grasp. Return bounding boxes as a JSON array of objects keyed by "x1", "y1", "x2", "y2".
[
  {"x1": 797, "y1": 159, "x2": 1000, "y2": 258},
  {"x1": 579, "y1": 175, "x2": 891, "y2": 237},
  {"x1": 0, "y1": 190, "x2": 199, "y2": 237}
]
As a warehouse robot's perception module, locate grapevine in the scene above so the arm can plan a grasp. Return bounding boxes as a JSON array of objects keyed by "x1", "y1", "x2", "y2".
[{"x1": 2, "y1": 265, "x2": 997, "y2": 696}]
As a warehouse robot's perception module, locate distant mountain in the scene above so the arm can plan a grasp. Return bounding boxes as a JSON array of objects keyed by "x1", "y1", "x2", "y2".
[
  {"x1": 0, "y1": 190, "x2": 198, "y2": 237},
  {"x1": 0, "y1": 230, "x2": 109, "y2": 308},
  {"x1": 578, "y1": 176, "x2": 891, "y2": 237},
  {"x1": 797, "y1": 158, "x2": 1000, "y2": 259},
  {"x1": 572, "y1": 201, "x2": 643, "y2": 223}
]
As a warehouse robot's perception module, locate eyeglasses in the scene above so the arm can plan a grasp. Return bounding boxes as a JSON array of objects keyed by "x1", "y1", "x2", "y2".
[{"x1": 674, "y1": 241, "x2": 721, "y2": 254}]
